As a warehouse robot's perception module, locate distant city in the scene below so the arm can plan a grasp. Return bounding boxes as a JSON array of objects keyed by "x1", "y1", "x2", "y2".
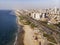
[
  {"x1": 15, "y1": 7, "x2": 60, "y2": 45},
  {"x1": 16, "y1": 7, "x2": 60, "y2": 24}
]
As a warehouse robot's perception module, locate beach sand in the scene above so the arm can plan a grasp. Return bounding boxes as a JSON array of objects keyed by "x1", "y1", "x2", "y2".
[{"x1": 23, "y1": 25, "x2": 39, "y2": 45}]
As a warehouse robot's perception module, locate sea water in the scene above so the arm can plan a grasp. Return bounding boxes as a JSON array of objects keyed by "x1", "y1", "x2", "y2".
[{"x1": 0, "y1": 10, "x2": 18, "y2": 45}]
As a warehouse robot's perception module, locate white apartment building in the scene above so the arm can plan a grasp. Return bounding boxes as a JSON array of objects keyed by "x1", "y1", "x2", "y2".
[
  {"x1": 30, "y1": 12, "x2": 48, "y2": 21},
  {"x1": 31, "y1": 13, "x2": 41, "y2": 20}
]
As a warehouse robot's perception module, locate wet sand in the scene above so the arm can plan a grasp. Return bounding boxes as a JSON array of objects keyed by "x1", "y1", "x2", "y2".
[{"x1": 16, "y1": 25, "x2": 25, "y2": 45}]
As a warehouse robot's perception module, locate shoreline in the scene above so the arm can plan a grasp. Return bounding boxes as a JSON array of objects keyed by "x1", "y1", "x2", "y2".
[
  {"x1": 13, "y1": 13, "x2": 25, "y2": 45},
  {"x1": 13, "y1": 14, "x2": 19, "y2": 45}
]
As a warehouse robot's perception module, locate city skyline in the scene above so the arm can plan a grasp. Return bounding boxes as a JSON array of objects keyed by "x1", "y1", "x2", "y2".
[{"x1": 0, "y1": 0, "x2": 60, "y2": 9}]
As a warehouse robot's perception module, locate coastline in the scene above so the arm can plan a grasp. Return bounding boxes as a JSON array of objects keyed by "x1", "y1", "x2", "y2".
[
  {"x1": 13, "y1": 12, "x2": 25, "y2": 45},
  {"x1": 14, "y1": 11, "x2": 39, "y2": 45}
]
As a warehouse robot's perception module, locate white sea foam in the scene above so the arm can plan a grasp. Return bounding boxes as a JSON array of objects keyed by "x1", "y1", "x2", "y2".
[{"x1": 10, "y1": 11, "x2": 16, "y2": 15}]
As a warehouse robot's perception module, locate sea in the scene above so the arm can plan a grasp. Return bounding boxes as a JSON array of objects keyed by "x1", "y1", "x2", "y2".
[{"x1": 0, "y1": 10, "x2": 18, "y2": 45}]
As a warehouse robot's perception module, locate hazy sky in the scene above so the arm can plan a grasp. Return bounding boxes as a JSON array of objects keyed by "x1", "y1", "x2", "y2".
[{"x1": 0, "y1": 0, "x2": 60, "y2": 9}]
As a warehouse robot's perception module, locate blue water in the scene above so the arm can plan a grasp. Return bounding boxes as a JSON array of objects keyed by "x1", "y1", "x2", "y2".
[{"x1": 0, "y1": 10, "x2": 18, "y2": 45}]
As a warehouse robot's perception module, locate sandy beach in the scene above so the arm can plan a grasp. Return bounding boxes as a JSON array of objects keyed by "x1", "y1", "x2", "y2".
[
  {"x1": 15, "y1": 11, "x2": 39, "y2": 45},
  {"x1": 13, "y1": 13, "x2": 25, "y2": 45},
  {"x1": 23, "y1": 25, "x2": 39, "y2": 45}
]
